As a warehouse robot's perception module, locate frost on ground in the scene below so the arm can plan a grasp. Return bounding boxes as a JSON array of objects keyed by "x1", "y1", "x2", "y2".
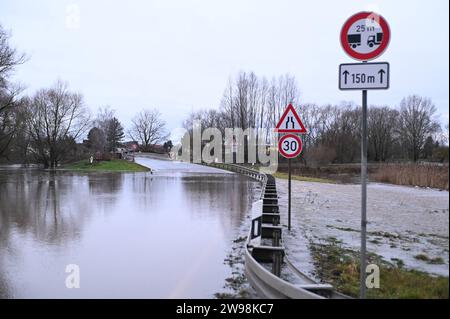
[{"x1": 276, "y1": 179, "x2": 449, "y2": 278}]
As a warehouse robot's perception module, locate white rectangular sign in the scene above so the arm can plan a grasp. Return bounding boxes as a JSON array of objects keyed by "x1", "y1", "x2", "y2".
[{"x1": 339, "y1": 62, "x2": 389, "y2": 90}]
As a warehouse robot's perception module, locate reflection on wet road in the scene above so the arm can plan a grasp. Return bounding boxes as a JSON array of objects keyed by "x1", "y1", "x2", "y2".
[
  {"x1": 0, "y1": 158, "x2": 258, "y2": 298},
  {"x1": 135, "y1": 155, "x2": 232, "y2": 175}
]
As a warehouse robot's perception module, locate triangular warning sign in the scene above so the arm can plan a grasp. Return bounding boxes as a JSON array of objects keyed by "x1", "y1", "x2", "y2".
[{"x1": 275, "y1": 104, "x2": 307, "y2": 133}]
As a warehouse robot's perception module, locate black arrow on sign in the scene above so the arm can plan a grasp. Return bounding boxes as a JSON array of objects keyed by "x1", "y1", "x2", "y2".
[
  {"x1": 378, "y1": 69, "x2": 386, "y2": 83},
  {"x1": 343, "y1": 70, "x2": 349, "y2": 84}
]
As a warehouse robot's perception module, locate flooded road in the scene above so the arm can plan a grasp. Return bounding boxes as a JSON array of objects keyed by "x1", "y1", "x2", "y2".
[{"x1": 0, "y1": 158, "x2": 258, "y2": 298}]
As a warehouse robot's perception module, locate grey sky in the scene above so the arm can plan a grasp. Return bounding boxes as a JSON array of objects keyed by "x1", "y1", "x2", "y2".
[{"x1": 1, "y1": 0, "x2": 449, "y2": 135}]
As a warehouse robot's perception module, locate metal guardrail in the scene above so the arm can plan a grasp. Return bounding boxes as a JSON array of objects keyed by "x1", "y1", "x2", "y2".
[
  {"x1": 244, "y1": 242, "x2": 328, "y2": 299},
  {"x1": 209, "y1": 163, "x2": 267, "y2": 183},
  {"x1": 206, "y1": 162, "x2": 350, "y2": 299}
]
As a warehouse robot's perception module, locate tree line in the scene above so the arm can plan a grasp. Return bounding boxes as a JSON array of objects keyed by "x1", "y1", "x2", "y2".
[
  {"x1": 1, "y1": 24, "x2": 448, "y2": 167},
  {"x1": 183, "y1": 71, "x2": 448, "y2": 165},
  {"x1": 0, "y1": 24, "x2": 168, "y2": 168}
]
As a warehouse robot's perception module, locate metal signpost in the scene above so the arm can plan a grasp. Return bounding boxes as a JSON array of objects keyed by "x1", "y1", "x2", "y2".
[
  {"x1": 276, "y1": 104, "x2": 307, "y2": 231},
  {"x1": 340, "y1": 11, "x2": 391, "y2": 299}
]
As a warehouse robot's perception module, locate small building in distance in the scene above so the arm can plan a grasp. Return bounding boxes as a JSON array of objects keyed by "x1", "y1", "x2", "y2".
[
  {"x1": 147, "y1": 144, "x2": 166, "y2": 154},
  {"x1": 124, "y1": 141, "x2": 139, "y2": 152}
]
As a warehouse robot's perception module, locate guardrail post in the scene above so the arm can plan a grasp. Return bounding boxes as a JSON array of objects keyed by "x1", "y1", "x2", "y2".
[
  {"x1": 272, "y1": 251, "x2": 282, "y2": 277},
  {"x1": 272, "y1": 228, "x2": 280, "y2": 246},
  {"x1": 273, "y1": 214, "x2": 280, "y2": 226}
]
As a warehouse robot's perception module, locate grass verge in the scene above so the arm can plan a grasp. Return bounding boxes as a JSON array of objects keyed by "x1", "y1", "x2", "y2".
[
  {"x1": 310, "y1": 237, "x2": 449, "y2": 299},
  {"x1": 372, "y1": 163, "x2": 449, "y2": 190},
  {"x1": 63, "y1": 159, "x2": 150, "y2": 172},
  {"x1": 273, "y1": 172, "x2": 335, "y2": 184}
]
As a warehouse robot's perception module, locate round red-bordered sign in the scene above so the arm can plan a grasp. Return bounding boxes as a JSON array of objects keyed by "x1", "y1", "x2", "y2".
[
  {"x1": 340, "y1": 12, "x2": 390, "y2": 61},
  {"x1": 278, "y1": 134, "x2": 303, "y2": 159}
]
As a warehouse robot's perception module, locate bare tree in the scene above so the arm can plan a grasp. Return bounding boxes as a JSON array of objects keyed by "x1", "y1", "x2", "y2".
[
  {"x1": 220, "y1": 78, "x2": 235, "y2": 128},
  {"x1": 26, "y1": 80, "x2": 90, "y2": 168},
  {"x1": 0, "y1": 97, "x2": 29, "y2": 161},
  {"x1": 317, "y1": 103, "x2": 360, "y2": 163},
  {"x1": 368, "y1": 106, "x2": 399, "y2": 161},
  {"x1": 94, "y1": 106, "x2": 115, "y2": 134},
  {"x1": 258, "y1": 76, "x2": 269, "y2": 139},
  {"x1": 181, "y1": 71, "x2": 446, "y2": 166},
  {"x1": 0, "y1": 85, "x2": 25, "y2": 157},
  {"x1": 0, "y1": 25, "x2": 26, "y2": 158},
  {"x1": 442, "y1": 123, "x2": 449, "y2": 146},
  {"x1": 298, "y1": 103, "x2": 322, "y2": 149},
  {"x1": 397, "y1": 95, "x2": 440, "y2": 161},
  {"x1": 0, "y1": 25, "x2": 26, "y2": 87},
  {"x1": 219, "y1": 71, "x2": 300, "y2": 143},
  {"x1": 235, "y1": 72, "x2": 249, "y2": 129},
  {"x1": 93, "y1": 106, "x2": 127, "y2": 152},
  {"x1": 129, "y1": 109, "x2": 166, "y2": 150}
]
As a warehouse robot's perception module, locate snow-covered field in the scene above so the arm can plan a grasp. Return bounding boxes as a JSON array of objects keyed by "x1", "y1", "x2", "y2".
[{"x1": 276, "y1": 180, "x2": 449, "y2": 277}]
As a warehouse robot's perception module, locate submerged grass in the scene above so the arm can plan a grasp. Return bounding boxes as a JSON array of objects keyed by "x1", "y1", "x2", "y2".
[
  {"x1": 63, "y1": 159, "x2": 150, "y2": 172},
  {"x1": 310, "y1": 238, "x2": 449, "y2": 299},
  {"x1": 414, "y1": 254, "x2": 445, "y2": 265}
]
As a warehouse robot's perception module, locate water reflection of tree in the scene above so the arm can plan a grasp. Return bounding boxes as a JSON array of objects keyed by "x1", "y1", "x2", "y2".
[
  {"x1": 88, "y1": 172, "x2": 123, "y2": 195},
  {"x1": 129, "y1": 173, "x2": 158, "y2": 209},
  {"x1": 0, "y1": 170, "x2": 125, "y2": 297},
  {"x1": 130, "y1": 173, "x2": 154, "y2": 194},
  {"x1": 0, "y1": 170, "x2": 88, "y2": 298},
  {"x1": 0, "y1": 271, "x2": 11, "y2": 298},
  {"x1": 0, "y1": 172, "x2": 125, "y2": 248},
  {"x1": 0, "y1": 171, "x2": 85, "y2": 246}
]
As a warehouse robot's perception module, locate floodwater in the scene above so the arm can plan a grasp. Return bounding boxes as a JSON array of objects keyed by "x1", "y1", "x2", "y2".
[
  {"x1": 276, "y1": 179, "x2": 449, "y2": 277},
  {"x1": 0, "y1": 157, "x2": 258, "y2": 298}
]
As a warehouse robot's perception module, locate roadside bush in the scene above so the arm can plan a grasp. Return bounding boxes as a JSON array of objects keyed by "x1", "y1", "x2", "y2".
[{"x1": 304, "y1": 145, "x2": 336, "y2": 168}]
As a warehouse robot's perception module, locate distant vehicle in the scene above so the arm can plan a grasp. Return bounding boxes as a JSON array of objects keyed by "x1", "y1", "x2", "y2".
[
  {"x1": 347, "y1": 34, "x2": 361, "y2": 48},
  {"x1": 367, "y1": 33, "x2": 383, "y2": 47}
]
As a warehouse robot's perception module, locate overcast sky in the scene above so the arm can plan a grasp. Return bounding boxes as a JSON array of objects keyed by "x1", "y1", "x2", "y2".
[{"x1": 1, "y1": 0, "x2": 449, "y2": 135}]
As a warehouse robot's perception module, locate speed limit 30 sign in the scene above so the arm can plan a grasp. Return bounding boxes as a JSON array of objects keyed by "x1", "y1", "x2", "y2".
[{"x1": 278, "y1": 134, "x2": 303, "y2": 159}]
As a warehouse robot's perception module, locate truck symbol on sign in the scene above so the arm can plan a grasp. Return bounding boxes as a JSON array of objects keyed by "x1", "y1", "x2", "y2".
[
  {"x1": 367, "y1": 33, "x2": 383, "y2": 47},
  {"x1": 347, "y1": 34, "x2": 361, "y2": 48},
  {"x1": 347, "y1": 32, "x2": 383, "y2": 49}
]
